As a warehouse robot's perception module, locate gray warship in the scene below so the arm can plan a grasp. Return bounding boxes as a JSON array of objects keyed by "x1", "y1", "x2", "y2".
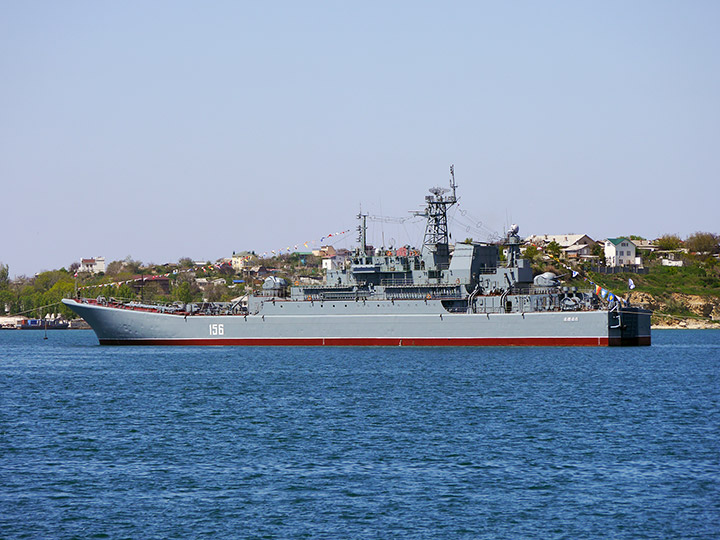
[{"x1": 63, "y1": 169, "x2": 651, "y2": 346}]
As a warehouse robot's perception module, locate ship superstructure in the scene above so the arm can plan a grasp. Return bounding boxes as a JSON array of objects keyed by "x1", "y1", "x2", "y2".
[{"x1": 63, "y1": 168, "x2": 651, "y2": 346}]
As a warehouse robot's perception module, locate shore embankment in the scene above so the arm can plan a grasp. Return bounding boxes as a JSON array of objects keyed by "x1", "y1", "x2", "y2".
[
  {"x1": 653, "y1": 319, "x2": 720, "y2": 329},
  {"x1": 626, "y1": 291, "x2": 720, "y2": 329}
]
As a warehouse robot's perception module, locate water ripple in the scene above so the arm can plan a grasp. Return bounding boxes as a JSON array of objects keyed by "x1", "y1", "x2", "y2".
[{"x1": 0, "y1": 329, "x2": 718, "y2": 539}]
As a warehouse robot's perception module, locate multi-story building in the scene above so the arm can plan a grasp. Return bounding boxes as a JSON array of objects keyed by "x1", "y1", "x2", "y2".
[
  {"x1": 604, "y1": 238, "x2": 638, "y2": 267},
  {"x1": 524, "y1": 234, "x2": 597, "y2": 260},
  {"x1": 78, "y1": 257, "x2": 105, "y2": 274}
]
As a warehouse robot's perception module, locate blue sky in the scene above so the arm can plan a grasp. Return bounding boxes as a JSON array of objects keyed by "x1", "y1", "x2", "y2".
[{"x1": 2, "y1": 1, "x2": 718, "y2": 276}]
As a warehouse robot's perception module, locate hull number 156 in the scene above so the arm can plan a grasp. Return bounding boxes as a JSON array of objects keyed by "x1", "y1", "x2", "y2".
[{"x1": 209, "y1": 323, "x2": 224, "y2": 335}]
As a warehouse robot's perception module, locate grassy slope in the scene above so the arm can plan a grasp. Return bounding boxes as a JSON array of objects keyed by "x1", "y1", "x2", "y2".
[{"x1": 586, "y1": 265, "x2": 720, "y2": 298}]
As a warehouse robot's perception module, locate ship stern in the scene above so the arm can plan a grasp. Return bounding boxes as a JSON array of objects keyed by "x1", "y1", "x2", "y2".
[{"x1": 608, "y1": 306, "x2": 652, "y2": 346}]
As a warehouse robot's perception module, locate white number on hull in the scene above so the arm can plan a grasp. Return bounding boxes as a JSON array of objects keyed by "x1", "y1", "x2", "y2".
[{"x1": 209, "y1": 323, "x2": 224, "y2": 335}]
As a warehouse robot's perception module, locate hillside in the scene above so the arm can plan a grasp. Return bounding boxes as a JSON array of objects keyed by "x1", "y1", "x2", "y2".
[{"x1": 3, "y1": 255, "x2": 720, "y2": 329}]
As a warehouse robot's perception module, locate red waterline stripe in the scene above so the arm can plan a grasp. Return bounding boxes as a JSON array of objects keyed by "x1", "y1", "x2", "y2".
[{"x1": 99, "y1": 336, "x2": 611, "y2": 347}]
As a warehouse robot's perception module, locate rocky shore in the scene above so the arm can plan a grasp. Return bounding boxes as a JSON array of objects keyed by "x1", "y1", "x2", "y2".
[
  {"x1": 653, "y1": 319, "x2": 720, "y2": 330},
  {"x1": 627, "y1": 291, "x2": 720, "y2": 329}
]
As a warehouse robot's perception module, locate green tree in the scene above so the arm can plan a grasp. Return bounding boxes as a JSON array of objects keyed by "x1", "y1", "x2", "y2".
[
  {"x1": 122, "y1": 256, "x2": 142, "y2": 274},
  {"x1": 116, "y1": 283, "x2": 135, "y2": 300},
  {"x1": 33, "y1": 270, "x2": 65, "y2": 292},
  {"x1": 203, "y1": 282, "x2": 230, "y2": 302},
  {"x1": 0, "y1": 263, "x2": 9, "y2": 289},
  {"x1": 105, "y1": 260, "x2": 124, "y2": 276},
  {"x1": 685, "y1": 232, "x2": 719, "y2": 254},
  {"x1": 178, "y1": 257, "x2": 194, "y2": 269},
  {"x1": 173, "y1": 282, "x2": 195, "y2": 303},
  {"x1": 656, "y1": 234, "x2": 683, "y2": 251},
  {"x1": 47, "y1": 281, "x2": 76, "y2": 318},
  {"x1": 0, "y1": 290, "x2": 13, "y2": 314},
  {"x1": 591, "y1": 243, "x2": 604, "y2": 260},
  {"x1": 139, "y1": 281, "x2": 166, "y2": 303},
  {"x1": 546, "y1": 241, "x2": 562, "y2": 259},
  {"x1": 523, "y1": 245, "x2": 539, "y2": 261}
]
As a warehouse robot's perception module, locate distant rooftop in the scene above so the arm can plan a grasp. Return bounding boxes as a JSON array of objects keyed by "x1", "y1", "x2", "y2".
[{"x1": 606, "y1": 238, "x2": 630, "y2": 246}]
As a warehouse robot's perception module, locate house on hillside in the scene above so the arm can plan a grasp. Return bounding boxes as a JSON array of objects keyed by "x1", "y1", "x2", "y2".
[
  {"x1": 231, "y1": 251, "x2": 256, "y2": 271},
  {"x1": 656, "y1": 249, "x2": 686, "y2": 267},
  {"x1": 78, "y1": 257, "x2": 106, "y2": 274},
  {"x1": 321, "y1": 255, "x2": 337, "y2": 271},
  {"x1": 313, "y1": 245, "x2": 337, "y2": 258},
  {"x1": 321, "y1": 249, "x2": 351, "y2": 272},
  {"x1": 249, "y1": 265, "x2": 269, "y2": 277},
  {"x1": 196, "y1": 277, "x2": 227, "y2": 289},
  {"x1": 524, "y1": 234, "x2": 597, "y2": 260},
  {"x1": 129, "y1": 275, "x2": 170, "y2": 295},
  {"x1": 631, "y1": 239, "x2": 659, "y2": 253},
  {"x1": 604, "y1": 238, "x2": 639, "y2": 267}
]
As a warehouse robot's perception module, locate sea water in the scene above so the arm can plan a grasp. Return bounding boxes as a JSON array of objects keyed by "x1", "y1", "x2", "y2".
[{"x1": 1, "y1": 330, "x2": 718, "y2": 539}]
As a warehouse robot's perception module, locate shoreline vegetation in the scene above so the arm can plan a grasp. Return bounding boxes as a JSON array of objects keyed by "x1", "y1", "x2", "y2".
[{"x1": 1, "y1": 241, "x2": 719, "y2": 329}]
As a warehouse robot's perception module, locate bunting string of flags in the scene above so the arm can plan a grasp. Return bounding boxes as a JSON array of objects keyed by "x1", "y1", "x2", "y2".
[
  {"x1": 78, "y1": 229, "x2": 355, "y2": 290},
  {"x1": 544, "y1": 252, "x2": 632, "y2": 305},
  {"x1": 76, "y1": 261, "x2": 238, "y2": 291},
  {"x1": 256, "y1": 228, "x2": 353, "y2": 259},
  {"x1": 78, "y1": 271, "x2": 180, "y2": 291}
]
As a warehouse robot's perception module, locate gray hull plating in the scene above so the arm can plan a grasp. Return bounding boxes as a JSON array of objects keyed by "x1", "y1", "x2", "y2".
[{"x1": 62, "y1": 299, "x2": 651, "y2": 346}]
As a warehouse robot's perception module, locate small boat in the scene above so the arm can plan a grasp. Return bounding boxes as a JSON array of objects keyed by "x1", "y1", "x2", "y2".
[{"x1": 18, "y1": 318, "x2": 69, "y2": 330}]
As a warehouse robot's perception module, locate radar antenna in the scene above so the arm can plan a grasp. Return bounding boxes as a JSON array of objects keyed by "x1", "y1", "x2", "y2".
[{"x1": 449, "y1": 164, "x2": 457, "y2": 200}]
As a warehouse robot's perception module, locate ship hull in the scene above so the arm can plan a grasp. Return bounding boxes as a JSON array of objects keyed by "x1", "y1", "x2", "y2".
[{"x1": 62, "y1": 299, "x2": 651, "y2": 347}]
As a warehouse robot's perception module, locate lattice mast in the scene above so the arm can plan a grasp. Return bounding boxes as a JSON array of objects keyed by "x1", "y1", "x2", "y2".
[{"x1": 418, "y1": 165, "x2": 458, "y2": 266}]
